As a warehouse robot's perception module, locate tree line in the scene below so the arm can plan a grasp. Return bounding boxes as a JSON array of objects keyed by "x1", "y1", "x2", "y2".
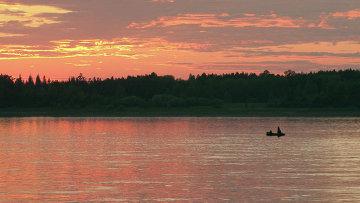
[{"x1": 0, "y1": 69, "x2": 359, "y2": 109}]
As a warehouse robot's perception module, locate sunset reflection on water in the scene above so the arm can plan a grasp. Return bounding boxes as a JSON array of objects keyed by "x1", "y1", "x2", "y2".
[{"x1": 1, "y1": 117, "x2": 360, "y2": 202}]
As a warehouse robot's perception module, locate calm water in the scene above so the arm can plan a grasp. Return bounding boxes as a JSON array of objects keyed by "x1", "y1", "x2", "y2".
[{"x1": 0, "y1": 117, "x2": 360, "y2": 202}]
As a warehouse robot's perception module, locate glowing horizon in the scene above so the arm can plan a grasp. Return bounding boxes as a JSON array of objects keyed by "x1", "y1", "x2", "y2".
[{"x1": 0, "y1": 0, "x2": 359, "y2": 79}]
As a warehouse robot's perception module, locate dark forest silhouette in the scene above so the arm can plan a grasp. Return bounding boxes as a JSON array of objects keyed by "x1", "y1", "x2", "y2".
[{"x1": 0, "y1": 69, "x2": 359, "y2": 109}]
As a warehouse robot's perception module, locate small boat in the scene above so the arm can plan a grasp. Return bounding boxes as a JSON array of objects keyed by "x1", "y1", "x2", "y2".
[
  {"x1": 266, "y1": 127, "x2": 285, "y2": 137},
  {"x1": 266, "y1": 131, "x2": 285, "y2": 137}
]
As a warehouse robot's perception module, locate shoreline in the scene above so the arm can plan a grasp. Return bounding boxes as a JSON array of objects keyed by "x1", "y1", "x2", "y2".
[{"x1": 1, "y1": 106, "x2": 359, "y2": 117}]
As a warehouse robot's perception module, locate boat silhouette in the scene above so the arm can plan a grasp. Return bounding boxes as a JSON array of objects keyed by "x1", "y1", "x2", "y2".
[
  {"x1": 266, "y1": 131, "x2": 285, "y2": 137},
  {"x1": 266, "y1": 127, "x2": 285, "y2": 137}
]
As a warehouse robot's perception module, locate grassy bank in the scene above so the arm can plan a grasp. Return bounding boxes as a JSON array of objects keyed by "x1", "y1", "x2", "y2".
[{"x1": 1, "y1": 103, "x2": 359, "y2": 117}]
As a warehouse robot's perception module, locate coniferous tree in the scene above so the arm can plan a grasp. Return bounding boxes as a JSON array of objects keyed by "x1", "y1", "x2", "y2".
[
  {"x1": 27, "y1": 75, "x2": 35, "y2": 87},
  {"x1": 35, "y1": 75, "x2": 42, "y2": 87}
]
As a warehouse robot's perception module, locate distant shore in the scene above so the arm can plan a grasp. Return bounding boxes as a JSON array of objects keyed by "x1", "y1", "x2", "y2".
[{"x1": 1, "y1": 104, "x2": 359, "y2": 117}]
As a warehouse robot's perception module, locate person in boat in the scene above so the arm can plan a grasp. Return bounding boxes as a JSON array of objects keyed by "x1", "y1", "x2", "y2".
[{"x1": 277, "y1": 126, "x2": 282, "y2": 134}]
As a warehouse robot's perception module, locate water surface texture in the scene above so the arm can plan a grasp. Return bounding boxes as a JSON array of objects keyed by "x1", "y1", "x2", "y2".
[{"x1": 1, "y1": 117, "x2": 360, "y2": 202}]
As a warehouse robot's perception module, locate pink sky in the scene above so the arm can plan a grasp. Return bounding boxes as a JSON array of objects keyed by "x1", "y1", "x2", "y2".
[{"x1": 0, "y1": 0, "x2": 359, "y2": 79}]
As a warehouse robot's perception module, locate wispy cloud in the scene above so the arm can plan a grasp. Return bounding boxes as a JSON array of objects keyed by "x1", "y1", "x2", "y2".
[
  {"x1": 0, "y1": 32, "x2": 25, "y2": 37},
  {"x1": 332, "y1": 9, "x2": 360, "y2": 20},
  {"x1": 0, "y1": 2, "x2": 71, "y2": 28},
  {"x1": 128, "y1": 13, "x2": 330, "y2": 29},
  {"x1": 0, "y1": 37, "x2": 213, "y2": 60}
]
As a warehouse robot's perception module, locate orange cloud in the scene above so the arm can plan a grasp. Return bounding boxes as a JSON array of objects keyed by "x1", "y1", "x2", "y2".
[
  {"x1": 128, "y1": 13, "x2": 329, "y2": 29},
  {"x1": 332, "y1": 9, "x2": 360, "y2": 20},
  {"x1": 0, "y1": 37, "x2": 212, "y2": 60},
  {"x1": 254, "y1": 41, "x2": 360, "y2": 54},
  {"x1": 0, "y1": 32, "x2": 26, "y2": 37},
  {"x1": 0, "y1": 2, "x2": 71, "y2": 27},
  {"x1": 0, "y1": 39, "x2": 134, "y2": 60}
]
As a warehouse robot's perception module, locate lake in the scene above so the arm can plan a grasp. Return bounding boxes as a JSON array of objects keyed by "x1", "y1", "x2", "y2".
[{"x1": 0, "y1": 117, "x2": 360, "y2": 202}]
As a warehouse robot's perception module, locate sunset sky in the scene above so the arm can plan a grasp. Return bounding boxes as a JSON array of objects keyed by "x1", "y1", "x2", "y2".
[{"x1": 0, "y1": 0, "x2": 359, "y2": 79}]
